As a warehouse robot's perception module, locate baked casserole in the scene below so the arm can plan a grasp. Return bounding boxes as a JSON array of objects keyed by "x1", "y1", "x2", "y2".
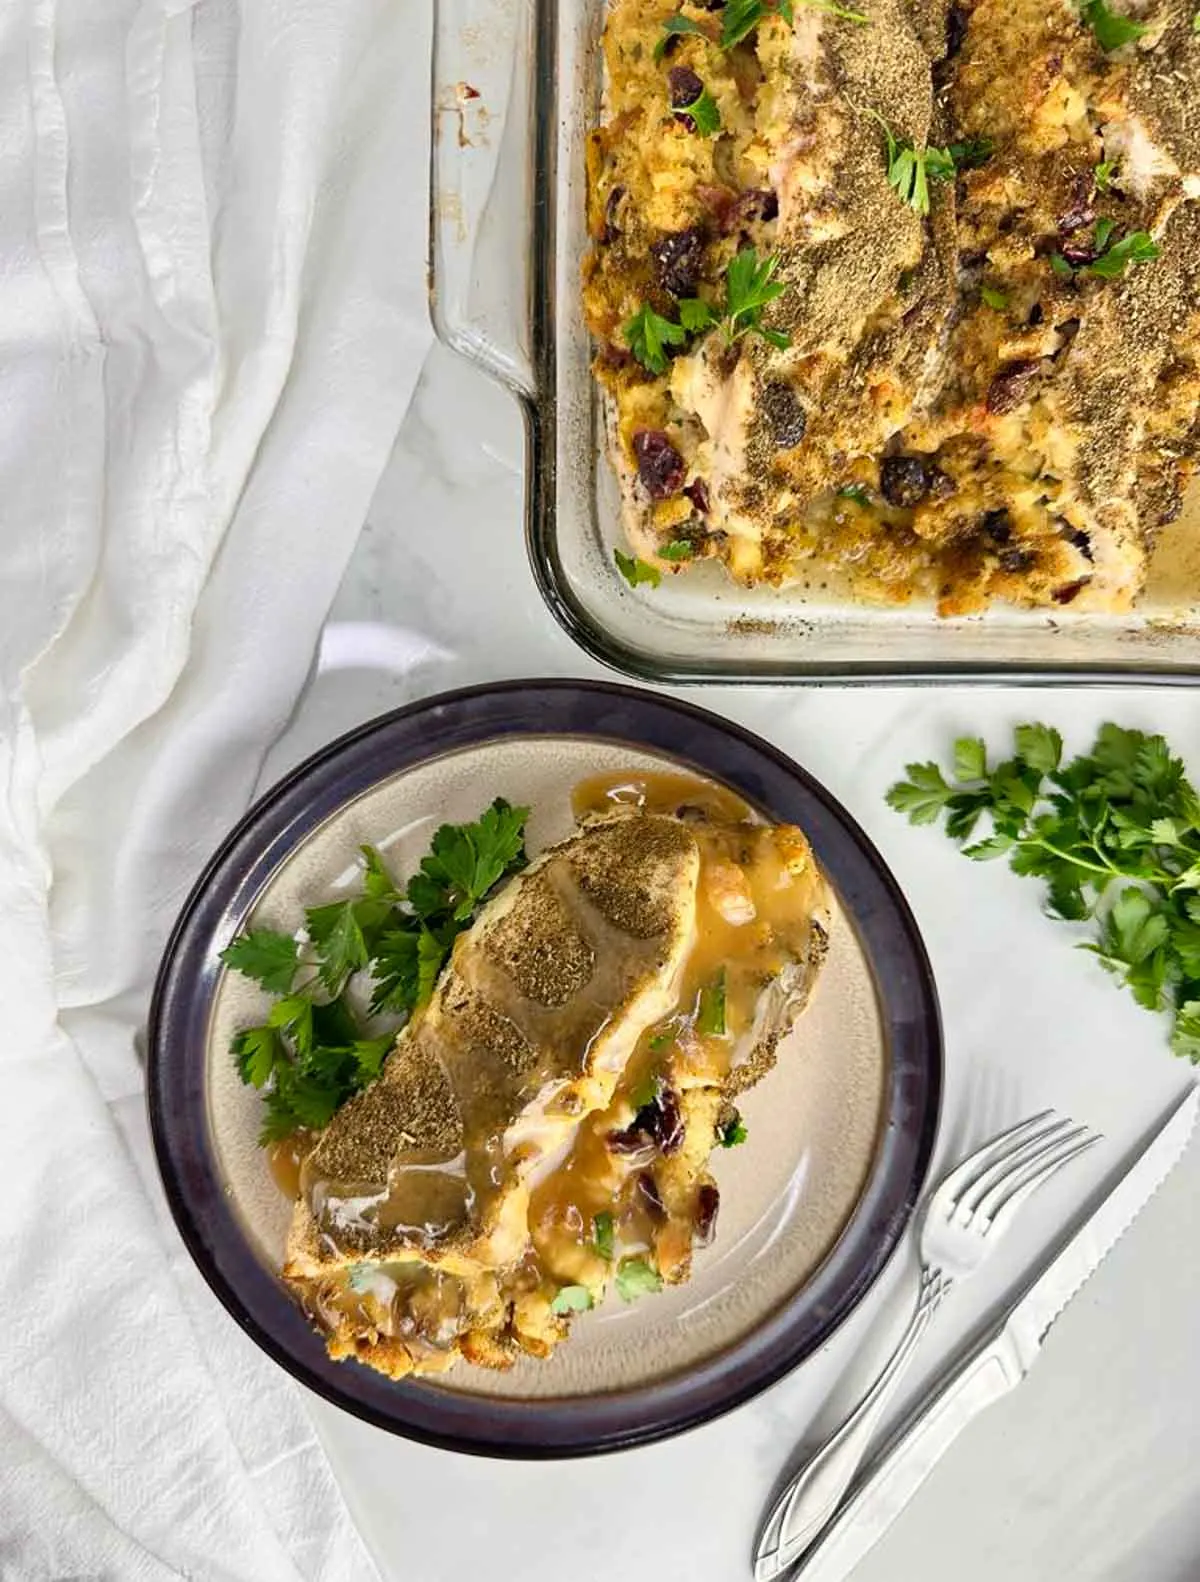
[{"x1": 584, "y1": 0, "x2": 1200, "y2": 615}]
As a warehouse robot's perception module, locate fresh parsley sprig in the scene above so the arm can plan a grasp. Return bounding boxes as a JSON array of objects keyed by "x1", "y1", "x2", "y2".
[
  {"x1": 870, "y1": 115, "x2": 993, "y2": 216},
  {"x1": 614, "y1": 548, "x2": 662, "y2": 589},
  {"x1": 722, "y1": 0, "x2": 866, "y2": 44},
  {"x1": 223, "y1": 803, "x2": 530, "y2": 1141},
  {"x1": 1080, "y1": 0, "x2": 1149, "y2": 50},
  {"x1": 680, "y1": 248, "x2": 792, "y2": 350},
  {"x1": 622, "y1": 303, "x2": 687, "y2": 376},
  {"x1": 888, "y1": 724, "x2": 1200, "y2": 1060},
  {"x1": 1051, "y1": 219, "x2": 1160, "y2": 280}
]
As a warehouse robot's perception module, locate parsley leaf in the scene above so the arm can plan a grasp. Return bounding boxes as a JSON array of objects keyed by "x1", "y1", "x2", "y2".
[
  {"x1": 623, "y1": 303, "x2": 687, "y2": 375},
  {"x1": 593, "y1": 1211, "x2": 615, "y2": 1261},
  {"x1": 615, "y1": 1257, "x2": 664, "y2": 1302},
  {"x1": 1080, "y1": 0, "x2": 1149, "y2": 50},
  {"x1": 980, "y1": 286, "x2": 1008, "y2": 310},
  {"x1": 889, "y1": 723, "x2": 1200, "y2": 1058},
  {"x1": 360, "y1": 844, "x2": 400, "y2": 902},
  {"x1": 1093, "y1": 160, "x2": 1116, "y2": 192},
  {"x1": 615, "y1": 548, "x2": 663, "y2": 589},
  {"x1": 678, "y1": 297, "x2": 719, "y2": 334},
  {"x1": 1084, "y1": 228, "x2": 1161, "y2": 279},
  {"x1": 232, "y1": 1025, "x2": 283, "y2": 1089},
  {"x1": 655, "y1": 14, "x2": 710, "y2": 61},
  {"x1": 870, "y1": 114, "x2": 991, "y2": 215},
  {"x1": 629, "y1": 1068, "x2": 662, "y2": 1110},
  {"x1": 660, "y1": 539, "x2": 694, "y2": 561},
  {"x1": 697, "y1": 972, "x2": 728, "y2": 1036},
  {"x1": 837, "y1": 483, "x2": 871, "y2": 506},
  {"x1": 221, "y1": 930, "x2": 300, "y2": 995},
  {"x1": 305, "y1": 901, "x2": 370, "y2": 994},
  {"x1": 407, "y1": 798, "x2": 530, "y2": 923},
  {"x1": 717, "y1": 1109, "x2": 748, "y2": 1147},
  {"x1": 725, "y1": 247, "x2": 789, "y2": 345},
  {"x1": 679, "y1": 86, "x2": 722, "y2": 137},
  {"x1": 551, "y1": 1285, "x2": 594, "y2": 1315},
  {"x1": 722, "y1": 0, "x2": 866, "y2": 43}
]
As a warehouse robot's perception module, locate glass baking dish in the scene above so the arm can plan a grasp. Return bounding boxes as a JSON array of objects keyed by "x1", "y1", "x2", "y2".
[{"x1": 429, "y1": 1, "x2": 1200, "y2": 684}]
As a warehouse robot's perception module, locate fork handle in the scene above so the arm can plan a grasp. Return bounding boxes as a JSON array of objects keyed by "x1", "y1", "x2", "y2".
[{"x1": 756, "y1": 1272, "x2": 946, "y2": 1581}]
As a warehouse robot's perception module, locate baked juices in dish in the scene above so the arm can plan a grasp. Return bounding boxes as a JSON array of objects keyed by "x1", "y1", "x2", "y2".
[{"x1": 270, "y1": 776, "x2": 832, "y2": 1380}]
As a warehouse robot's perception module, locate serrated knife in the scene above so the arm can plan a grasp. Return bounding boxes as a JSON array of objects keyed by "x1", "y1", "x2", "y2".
[{"x1": 777, "y1": 1082, "x2": 1199, "y2": 1582}]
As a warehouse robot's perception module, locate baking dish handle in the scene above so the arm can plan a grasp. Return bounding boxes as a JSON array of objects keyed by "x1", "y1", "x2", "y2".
[{"x1": 429, "y1": 0, "x2": 539, "y2": 400}]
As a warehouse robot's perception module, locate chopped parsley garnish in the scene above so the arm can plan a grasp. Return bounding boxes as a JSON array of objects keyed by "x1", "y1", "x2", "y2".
[
  {"x1": 615, "y1": 1257, "x2": 664, "y2": 1302},
  {"x1": 1085, "y1": 227, "x2": 1161, "y2": 278},
  {"x1": 888, "y1": 723, "x2": 1200, "y2": 1060},
  {"x1": 1080, "y1": 0, "x2": 1149, "y2": 50},
  {"x1": 980, "y1": 286, "x2": 1008, "y2": 310},
  {"x1": 697, "y1": 971, "x2": 728, "y2": 1036},
  {"x1": 680, "y1": 248, "x2": 792, "y2": 351},
  {"x1": 623, "y1": 302, "x2": 687, "y2": 376},
  {"x1": 654, "y1": 14, "x2": 709, "y2": 61},
  {"x1": 614, "y1": 548, "x2": 662, "y2": 589},
  {"x1": 678, "y1": 85, "x2": 722, "y2": 136},
  {"x1": 224, "y1": 806, "x2": 530, "y2": 1142},
  {"x1": 717, "y1": 1110, "x2": 749, "y2": 1147},
  {"x1": 837, "y1": 483, "x2": 871, "y2": 506},
  {"x1": 629, "y1": 1068, "x2": 663, "y2": 1109},
  {"x1": 551, "y1": 1285, "x2": 595, "y2": 1315},
  {"x1": 593, "y1": 1211, "x2": 615, "y2": 1261},
  {"x1": 1093, "y1": 159, "x2": 1116, "y2": 192},
  {"x1": 660, "y1": 539, "x2": 695, "y2": 561},
  {"x1": 1051, "y1": 221, "x2": 1160, "y2": 280},
  {"x1": 867, "y1": 112, "x2": 993, "y2": 216},
  {"x1": 723, "y1": 0, "x2": 867, "y2": 44}
]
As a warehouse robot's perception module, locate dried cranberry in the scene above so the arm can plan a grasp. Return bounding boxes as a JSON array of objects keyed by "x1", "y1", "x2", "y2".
[
  {"x1": 669, "y1": 66, "x2": 704, "y2": 110},
  {"x1": 1028, "y1": 302, "x2": 1045, "y2": 327},
  {"x1": 1060, "y1": 238, "x2": 1096, "y2": 267},
  {"x1": 986, "y1": 359, "x2": 1040, "y2": 415},
  {"x1": 608, "y1": 1087, "x2": 685, "y2": 1158},
  {"x1": 684, "y1": 477, "x2": 710, "y2": 514},
  {"x1": 632, "y1": 431, "x2": 686, "y2": 499},
  {"x1": 1057, "y1": 175, "x2": 1095, "y2": 236},
  {"x1": 1059, "y1": 521, "x2": 1093, "y2": 560},
  {"x1": 981, "y1": 508, "x2": 1013, "y2": 544},
  {"x1": 880, "y1": 455, "x2": 932, "y2": 507},
  {"x1": 694, "y1": 1183, "x2": 720, "y2": 1246},
  {"x1": 761, "y1": 382, "x2": 807, "y2": 449},
  {"x1": 945, "y1": 3, "x2": 969, "y2": 55},
  {"x1": 999, "y1": 547, "x2": 1036, "y2": 574},
  {"x1": 651, "y1": 228, "x2": 705, "y2": 298},
  {"x1": 1053, "y1": 577, "x2": 1090, "y2": 604},
  {"x1": 602, "y1": 185, "x2": 626, "y2": 243},
  {"x1": 730, "y1": 187, "x2": 779, "y2": 227}
]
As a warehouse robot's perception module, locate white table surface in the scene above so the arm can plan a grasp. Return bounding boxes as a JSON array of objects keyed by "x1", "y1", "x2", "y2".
[{"x1": 260, "y1": 340, "x2": 1200, "y2": 1582}]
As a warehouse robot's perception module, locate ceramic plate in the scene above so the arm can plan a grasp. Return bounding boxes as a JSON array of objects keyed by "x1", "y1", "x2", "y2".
[{"x1": 149, "y1": 681, "x2": 941, "y2": 1456}]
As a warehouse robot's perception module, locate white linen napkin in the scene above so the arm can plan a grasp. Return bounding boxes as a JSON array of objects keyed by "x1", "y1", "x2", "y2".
[{"x1": 0, "y1": 1, "x2": 432, "y2": 1575}]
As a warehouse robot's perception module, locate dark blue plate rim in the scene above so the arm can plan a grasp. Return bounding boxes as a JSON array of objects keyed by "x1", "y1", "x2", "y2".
[{"x1": 147, "y1": 679, "x2": 942, "y2": 1459}]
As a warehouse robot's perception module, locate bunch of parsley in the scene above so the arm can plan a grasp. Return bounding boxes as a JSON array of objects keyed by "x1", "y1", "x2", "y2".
[
  {"x1": 888, "y1": 724, "x2": 1200, "y2": 1060},
  {"x1": 223, "y1": 799, "x2": 530, "y2": 1140}
]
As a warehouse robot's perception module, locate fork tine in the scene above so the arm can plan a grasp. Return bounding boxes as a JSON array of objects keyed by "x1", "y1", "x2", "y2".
[
  {"x1": 955, "y1": 1119, "x2": 1084, "y2": 1218},
  {"x1": 928, "y1": 1110, "x2": 1058, "y2": 1215},
  {"x1": 978, "y1": 1131, "x2": 1102, "y2": 1232}
]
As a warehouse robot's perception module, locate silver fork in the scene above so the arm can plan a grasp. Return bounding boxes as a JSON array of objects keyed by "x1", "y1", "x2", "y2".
[{"x1": 754, "y1": 1110, "x2": 1101, "y2": 1582}]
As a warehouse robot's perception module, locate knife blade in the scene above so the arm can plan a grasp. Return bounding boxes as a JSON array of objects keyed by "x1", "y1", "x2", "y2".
[{"x1": 787, "y1": 1082, "x2": 1199, "y2": 1582}]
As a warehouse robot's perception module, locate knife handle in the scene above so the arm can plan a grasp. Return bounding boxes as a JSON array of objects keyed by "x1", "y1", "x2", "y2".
[{"x1": 792, "y1": 1328, "x2": 1023, "y2": 1582}]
